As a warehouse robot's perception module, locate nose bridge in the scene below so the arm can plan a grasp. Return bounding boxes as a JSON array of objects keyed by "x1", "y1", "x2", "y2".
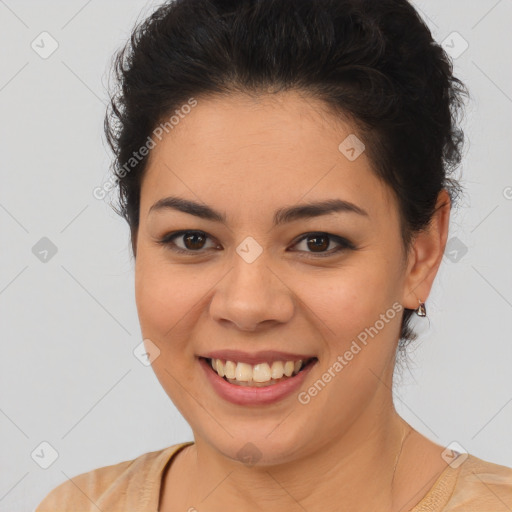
[
  {"x1": 229, "y1": 239, "x2": 275, "y2": 298},
  {"x1": 235, "y1": 233, "x2": 267, "y2": 266},
  {"x1": 209, "y1": 239, "x2": 294, "y2": 330}
]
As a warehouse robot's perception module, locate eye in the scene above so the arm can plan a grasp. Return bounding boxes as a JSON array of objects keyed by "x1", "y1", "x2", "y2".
[
  {"x1": 290, "y1": 232, "x2": 356, "y2": 258},
  {"x1": 157, "y1": 230, "x2": 219, "y2": 254},
  {"x1": 157, "y1": 230, "x2": 356, "y2": 257}
]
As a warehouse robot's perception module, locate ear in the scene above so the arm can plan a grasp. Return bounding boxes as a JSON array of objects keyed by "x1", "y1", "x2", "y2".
[{"x1": 401, "y1": 188, "x2": 451, "y2": 310}]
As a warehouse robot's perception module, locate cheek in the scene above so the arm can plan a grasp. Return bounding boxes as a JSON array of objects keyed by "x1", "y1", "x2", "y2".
[
  {"x1": 134, "y1": 251, "x2": 204, "y2": 408},
  {"x1": 303, "y1": 261, "x2": 398, "y2": 334},
  {"x1": 134, "y1": 249, "x2": 201, "y2": 339},
  {"x1": 296, "y1": 265, "x2": 402, "y2": 430}
]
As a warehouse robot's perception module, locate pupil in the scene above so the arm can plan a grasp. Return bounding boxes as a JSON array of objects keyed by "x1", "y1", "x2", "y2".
[
  {"x1": 185, "y1": 232, "x2": 205, "y2": 250},
  {"x1": 308, "y1": 235, "x2": 328, "y2": 252}
]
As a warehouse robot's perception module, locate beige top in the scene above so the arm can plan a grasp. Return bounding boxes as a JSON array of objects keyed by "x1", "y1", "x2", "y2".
[{"x1": 35, "y1": 442, "x2": 512, "y2": 511}]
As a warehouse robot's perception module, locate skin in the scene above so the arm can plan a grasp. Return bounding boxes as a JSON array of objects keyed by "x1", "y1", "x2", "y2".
[{"x1": 132, "y1": 90, "x2": 452, "y2": 512}]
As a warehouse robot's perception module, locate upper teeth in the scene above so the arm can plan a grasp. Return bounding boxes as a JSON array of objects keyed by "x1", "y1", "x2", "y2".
[{"x1": 210, "y1": 358, "x2": 304, "y2": 382}]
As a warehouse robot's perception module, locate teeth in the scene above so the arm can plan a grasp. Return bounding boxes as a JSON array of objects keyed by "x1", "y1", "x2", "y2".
[
  {"x1": 283, "y1": 361, "x2": 294, "y2": 377},
  {"x1": 224, "y1": 360, "x2": 236, "y2": 379},
  {"x1": 253, "y1": 363, "x2": 271, "y2": 383},
  {"x1": 271, "y1": 361, "x2": 284, "y2": 379},
  {"x1": 235, "y1": 362, "x2": 253, "y2": 382},
  {"x1": 216, "y1": 359, "x2": 225, "y2": 377},
  {"x1": 208, "y1": 358, "x2": 307, "y2": 385}
]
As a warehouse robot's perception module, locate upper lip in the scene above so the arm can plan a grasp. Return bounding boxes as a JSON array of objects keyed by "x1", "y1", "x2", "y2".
[{"x1": 199, "y1": 350, "x2": 316, "y2": 365}]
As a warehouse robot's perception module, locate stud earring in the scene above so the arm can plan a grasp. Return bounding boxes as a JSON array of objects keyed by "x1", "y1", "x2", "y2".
[{"x1": 415, "y1": 299, "x2": 426, "y2": 317}]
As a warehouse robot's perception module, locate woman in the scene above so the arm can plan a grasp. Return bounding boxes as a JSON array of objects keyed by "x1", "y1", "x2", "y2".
[{"x1": 36, "y1": 0, "x2": 512, "y2": 510}]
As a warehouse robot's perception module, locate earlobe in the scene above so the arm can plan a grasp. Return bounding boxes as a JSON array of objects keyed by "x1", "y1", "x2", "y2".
[{"x1": 401, "y1": 189, "x2": 451, "y2": 310}]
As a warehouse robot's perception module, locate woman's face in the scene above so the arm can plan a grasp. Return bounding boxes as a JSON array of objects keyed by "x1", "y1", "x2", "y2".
[{"x1": 134, "y1": 91, "x2": 440, "y2": 464}]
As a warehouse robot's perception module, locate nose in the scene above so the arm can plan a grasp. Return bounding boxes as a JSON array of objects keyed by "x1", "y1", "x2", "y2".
[{"x1": 208, "y1": 253, "x2": 295, "y2": 332}]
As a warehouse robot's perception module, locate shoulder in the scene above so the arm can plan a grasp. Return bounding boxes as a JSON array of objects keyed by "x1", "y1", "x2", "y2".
[
  {"x1": 445, "y1": 453, "x2": 512, "y2": 511},
  {"x1": 35, "y1": 442, "x2": 192, "y2": 512}
]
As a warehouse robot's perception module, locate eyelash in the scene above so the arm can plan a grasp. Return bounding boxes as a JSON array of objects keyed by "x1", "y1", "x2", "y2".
[{"x1": 157, "y1": 230, "x2": 356, "y2": 258}]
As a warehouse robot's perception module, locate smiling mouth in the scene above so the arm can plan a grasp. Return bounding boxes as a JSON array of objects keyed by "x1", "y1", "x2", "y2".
[{"x1": 201, "y1": 356, "x2": 318, "y2": 387}]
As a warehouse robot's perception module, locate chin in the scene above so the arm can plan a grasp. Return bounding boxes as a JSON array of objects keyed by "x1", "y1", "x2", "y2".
[{"x1": 198, "y1": 423, "x2": 318, "y2": 468}]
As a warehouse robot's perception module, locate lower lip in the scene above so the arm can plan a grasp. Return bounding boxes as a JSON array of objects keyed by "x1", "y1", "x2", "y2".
[{"x1": 199, "y1": 357, "x2": 316, "y2": 406}]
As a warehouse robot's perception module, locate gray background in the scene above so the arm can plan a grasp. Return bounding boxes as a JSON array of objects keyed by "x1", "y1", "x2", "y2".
[{"x1": 1, "y1": 1, "x2": 511, "y2": 511}]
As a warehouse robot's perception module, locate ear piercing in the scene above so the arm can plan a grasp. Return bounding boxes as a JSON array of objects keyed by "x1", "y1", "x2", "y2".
[{"x1": 415, "y1": 299, "x2": 426, "y2": 317}]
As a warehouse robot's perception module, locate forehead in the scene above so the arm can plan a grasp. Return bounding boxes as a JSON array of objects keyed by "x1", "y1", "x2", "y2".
[{"x1": 140, "y1": 91, "x2": 397, "y2": 223}]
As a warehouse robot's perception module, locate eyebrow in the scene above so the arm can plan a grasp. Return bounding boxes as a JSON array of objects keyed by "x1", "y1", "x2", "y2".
[{"x1": 148, "y1": 196, "x2": 369, "y2": 226}]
